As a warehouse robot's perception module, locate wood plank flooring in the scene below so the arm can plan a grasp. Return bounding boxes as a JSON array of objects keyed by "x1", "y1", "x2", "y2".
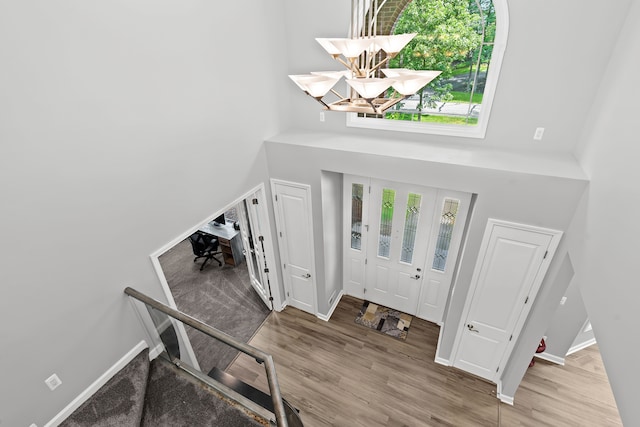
[{"x1": 227, "y1": 295, "x2": 620, "y2": 426}]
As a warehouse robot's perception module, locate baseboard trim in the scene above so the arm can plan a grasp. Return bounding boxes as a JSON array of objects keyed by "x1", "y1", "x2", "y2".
[
  {"x1": 567, "y1": 338, "x2": 597, "y2": 355},
  {"x1": 496, "y1": 382, "x2": 514, "y2": 405},
  {"x1": 149, "y1": 343, "x2": 164, "y2": 360},
  {"x1": 317, "y1": 290, "x2": 345, "y2": 322},
  {"x1": 534, "y1": 352, "x2": 565, "y2": 365},
  {"x1": 434, "y1": 356, "x2": 451, "y2": 366},
  {"x1": 45, "y1": 340, "x2": 149, "y2": 427}
]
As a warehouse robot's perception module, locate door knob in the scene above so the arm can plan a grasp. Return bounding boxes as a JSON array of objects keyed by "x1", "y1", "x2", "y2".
[
  {"x1": 467, "y1": 324, "x2": 479, "y2": 333},
  {"x1": 302, "y1": 273, "x2": 311, "y2": 279},
  {"x1": 410, "y1": 274, "x2": 421, "y2": 280}
]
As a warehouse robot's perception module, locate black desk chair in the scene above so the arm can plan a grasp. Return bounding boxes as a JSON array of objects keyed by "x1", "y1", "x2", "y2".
[{"x1": 188, "y1": 232, "x2": 223, "y2": 270}]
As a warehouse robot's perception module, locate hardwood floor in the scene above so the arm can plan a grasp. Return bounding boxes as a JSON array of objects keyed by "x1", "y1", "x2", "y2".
[{"x1": 227, "y1": 295, "x2": 620, "y2": 426}]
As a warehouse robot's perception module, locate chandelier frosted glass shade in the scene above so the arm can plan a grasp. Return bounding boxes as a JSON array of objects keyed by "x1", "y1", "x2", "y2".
[{"x1": 289, "y1": 0, "x2": 441, "y2": 115}]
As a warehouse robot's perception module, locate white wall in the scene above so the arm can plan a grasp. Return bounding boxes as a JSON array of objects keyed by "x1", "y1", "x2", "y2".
[
  {"x1": 0, "y1": 1, "x2": 288, "y2": 425},
  {"x1": 282, "y1": 0, "x2": 632, "y2": 153},
  {"x1": 571, "y1": 1, "x2": 640, "y2": 423}
]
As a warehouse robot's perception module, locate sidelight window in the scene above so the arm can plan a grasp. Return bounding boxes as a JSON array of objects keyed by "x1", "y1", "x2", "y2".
[
  {"x1": 401, "y1": 193, "x2": 423, "y2": 263},
  {"x1": 432, "y1": 198, "x2": 460, "y2": 271}
]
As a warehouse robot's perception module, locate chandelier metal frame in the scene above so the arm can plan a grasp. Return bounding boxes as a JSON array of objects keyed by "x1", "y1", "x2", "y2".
[{"x1": 289, "y1": 0, "x2": 441, "y2": 115}]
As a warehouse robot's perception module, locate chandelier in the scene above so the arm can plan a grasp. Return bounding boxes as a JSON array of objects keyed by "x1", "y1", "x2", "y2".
[{"x1": 289, "y1": 0, "x2": 441, "y2": 115}]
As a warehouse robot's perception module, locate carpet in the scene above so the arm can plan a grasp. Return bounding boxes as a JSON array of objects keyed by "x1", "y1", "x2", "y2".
[
  {"x1": 355, "y1": 301, "x2": 412, "y2": 340},
  {"x1": 158, "y1": 239, "x2": 271, "y2": 374}
]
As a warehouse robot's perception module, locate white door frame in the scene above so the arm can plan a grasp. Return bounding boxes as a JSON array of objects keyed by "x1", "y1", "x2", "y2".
[
  {"x1": 148, "y1": 183, "x2": 283, "y2": 367},
  {"x1": 271, "y1": 179, "x2": 318, "y2": 315},
  {"x1": 451, "y1": 218, "x2": 563, "y2": 383}
]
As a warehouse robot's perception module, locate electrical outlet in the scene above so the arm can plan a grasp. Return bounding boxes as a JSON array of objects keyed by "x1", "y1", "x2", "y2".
[
  {"x1": 533, "y1": 127, "x2": 545, "y2": 140},
  {"x1": 319, "y1": 111, "x2": 325, "y2": 122},
  {"x1": 45, "y1": 374, "x2": 62, "y2": 391}
]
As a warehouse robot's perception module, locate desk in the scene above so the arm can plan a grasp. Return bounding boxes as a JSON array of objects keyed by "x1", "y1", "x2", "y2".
[{"x1": 198, "y1": 221, "x2": 244, "y2": 267}]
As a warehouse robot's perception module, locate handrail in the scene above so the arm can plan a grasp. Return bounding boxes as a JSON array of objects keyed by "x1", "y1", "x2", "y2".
[{"x1": 124, "y1": 287, "x2": 288, "y2": 427}]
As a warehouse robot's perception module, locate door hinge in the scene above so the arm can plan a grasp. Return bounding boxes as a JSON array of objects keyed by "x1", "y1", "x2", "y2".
[
  {"x1": 524, "y1": 296, "x2": 529, "y2": 304},
  {"x1": 279, "y1": 231, "x2": 282, "y2": 237},
  {"x1": 543, "y1": 250, "x2": 548, "y2": 259},
  {"x1": 259, "y1": 235, "x2": 264, "y2": 242},
  {"x1": 252, "y1": 198, "x2": 259, "y2": 205},
  {"x1": 365, "y1": 258, "x2": 368, "y2": 265},
  {"x1": 287, "y1": 292, "x2": 290, "y2": 297},
  {"x1": 283, "y1": 264, "x2": 286, "y2": 269},
  {"x1": 264, "y1": 268, "x2": 269, "y2": 273},
  {"x1": 275, "y1": 195, "x2": 278, "y2": 202},
  {"x1": 368, "y1": 185, "x2": 371, "y2": 194},
  {"x1": 363, "y1": 288, "x2": 367, "y2": 293},
  {"x1": 365, "y1": 224, "x2": 369, "y2": 231},
  {"x1": 509, "y1": 334, "x2": 513, "y2": 341},
  {"x1": 496, "y1": 366, "x2": 499, "y2": 373}
]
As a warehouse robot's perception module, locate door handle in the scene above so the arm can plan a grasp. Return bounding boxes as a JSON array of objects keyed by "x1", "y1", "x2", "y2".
[
  {"x1": 410, "y1": 274, "x2": 421, "y2": 280},
  {"x1": 467, "y1": 324, "x2": 479, "y2": 333},
  {"x1": 302, "y1": 273, "x2": 311, "y2": 279}
]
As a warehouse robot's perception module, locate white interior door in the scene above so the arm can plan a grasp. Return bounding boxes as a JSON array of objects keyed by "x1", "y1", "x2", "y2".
[
  {"x1": 365, "y1": 179, "x2": 437, "y2": 315},
  {"x1": 272, "y1": 180, "x2": 317, "y2": 314},
  {"x1": 238, "y1": 193, "x2": 271, "y2": 308},
  {"x1": 452, "y1": 219, "x2": 562, "y2": 382}
]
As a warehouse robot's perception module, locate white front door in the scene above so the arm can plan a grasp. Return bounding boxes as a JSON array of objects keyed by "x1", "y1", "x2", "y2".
[
  {"x1": 238, "y1": 192, "x2": 272, "y2": 308},
  {"x1": 365, "y1": 179, "x2": 437, "y2": 315},
  {"x1": 272, "y1": 180, "x2": 317, "y2": 314},
  {"x1": 344, "y1": 175, "x2": 471, "y2": 321},
  {"x1": 452, "y1": 219, "x2": 562, "y2": 381}
]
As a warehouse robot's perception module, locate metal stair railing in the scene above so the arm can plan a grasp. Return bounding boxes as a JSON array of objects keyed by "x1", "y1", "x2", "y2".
[{"x1": 124, "y1": 286, "x2": 288, "y2": 427}]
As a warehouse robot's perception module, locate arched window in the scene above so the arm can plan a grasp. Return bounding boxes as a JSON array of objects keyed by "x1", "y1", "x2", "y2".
[{"x1": 347, "y1": 0, "x2": 508, "y2": 139}]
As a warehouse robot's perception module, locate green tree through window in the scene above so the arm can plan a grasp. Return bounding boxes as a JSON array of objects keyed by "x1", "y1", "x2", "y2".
[{"x1": 368, "y1": 0, "x2": 497, "y2": 126}]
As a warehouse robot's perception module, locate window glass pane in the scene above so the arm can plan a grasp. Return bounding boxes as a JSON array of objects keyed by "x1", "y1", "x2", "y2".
[
  {"x1": 432, "y1": 199, "x2": 460, "y2": 271},
  {"x1": 401, "y1": 193, "x2": 422, "y2": 264},
  {"x1": 378, "y1": 188, "x2": 395, "y2": 258},
  {"x1": 351, "y1": 184, "x2": 364, "y2": 250},
  {"x1": 355, "y1": 0, "x2": 498, "y2": 133}
]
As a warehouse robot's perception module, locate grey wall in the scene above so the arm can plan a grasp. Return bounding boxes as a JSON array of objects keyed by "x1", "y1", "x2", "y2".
[
  {"x1": 320, "y1": 171, "x2": 344, "y2": 313},
  {"x1": 264, "y1": 134, "x2": 588, "y2": 379},
  {"x1": 541, "y1": 270, "x2": 592, "y2": 361},
  {"x1": 0, "y1": 1, "x2": 288, "y2": 426},
  {"x1": 570, "y1": 1, "x2": 640, "y2": 423},
  {"x1": 282, "y1": 0, "x2": 631, "y2": 153}
]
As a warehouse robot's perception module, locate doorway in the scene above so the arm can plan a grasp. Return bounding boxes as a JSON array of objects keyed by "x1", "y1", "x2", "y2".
[
  {"x1": 150, "y1": 184, "x2": 280, "y2": 375},
  {"x1": 343, "y1": 175, "x2": 471, "y2": 323}
]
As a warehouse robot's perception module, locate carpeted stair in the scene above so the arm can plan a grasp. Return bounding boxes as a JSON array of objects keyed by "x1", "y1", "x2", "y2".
[{"x1": 60, "y1": 348, "x2": 269, "y2": 426}]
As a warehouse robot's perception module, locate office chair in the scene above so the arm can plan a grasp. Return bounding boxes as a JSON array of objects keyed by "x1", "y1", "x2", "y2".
[{"x1": 188, "y1": 231, "x2": 223, "y2": 270}]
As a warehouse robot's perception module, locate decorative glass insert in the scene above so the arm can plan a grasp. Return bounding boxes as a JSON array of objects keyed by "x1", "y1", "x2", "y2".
[
  {"x1": 378, "y1": 188, "x2": 396, "y2": 258},
  {"x1": 401, "y1": 193, "x2": 422, "y2": 263},
  {"x1": 432, "y1": 199, "x2": 460, "y2": 271},
  {"x1": 351, "y1": 183, "x2": 364, "y2": 250}
]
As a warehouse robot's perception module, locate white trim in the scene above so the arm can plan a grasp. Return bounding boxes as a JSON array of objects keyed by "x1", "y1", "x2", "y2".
[
  {"x1": 346, "y1": 0, "x2": 509, "y2": 139},
  {"x1": 317, "y1": 290, "x2": 345, "y2": 321},
  {"x1": 148, "y1": 183, "x2": 283, "y2": 371},
  {"x1": 271, "y1": 178, "x2": 319, "y2": 316},
  {"x1": 567, "y1": 337, "x2": 597, "y2": 356},
  {"x1": 45, "y1": 341, "x2": 149, "y2": 427},
  {"x1": 149, "y1": 343, "x2": 164, "y2": 360},
  {"x1": 496, "y1": 381, "x2": 514, "y2": 405},
  {"x1": 534, "y1": 352, "x2": 565, "y2": 365},
  {"x1": 434, "y1": 326, "x2": 452, "y2": 366}
]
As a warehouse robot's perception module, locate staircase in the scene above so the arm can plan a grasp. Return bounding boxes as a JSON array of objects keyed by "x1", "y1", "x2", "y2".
[
  {"x1": 60, "y1": 348, "x2": 269, "y2": 426},
  {"x1": 58, "y1": 287, "x2": 301, "y2": 426}
]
